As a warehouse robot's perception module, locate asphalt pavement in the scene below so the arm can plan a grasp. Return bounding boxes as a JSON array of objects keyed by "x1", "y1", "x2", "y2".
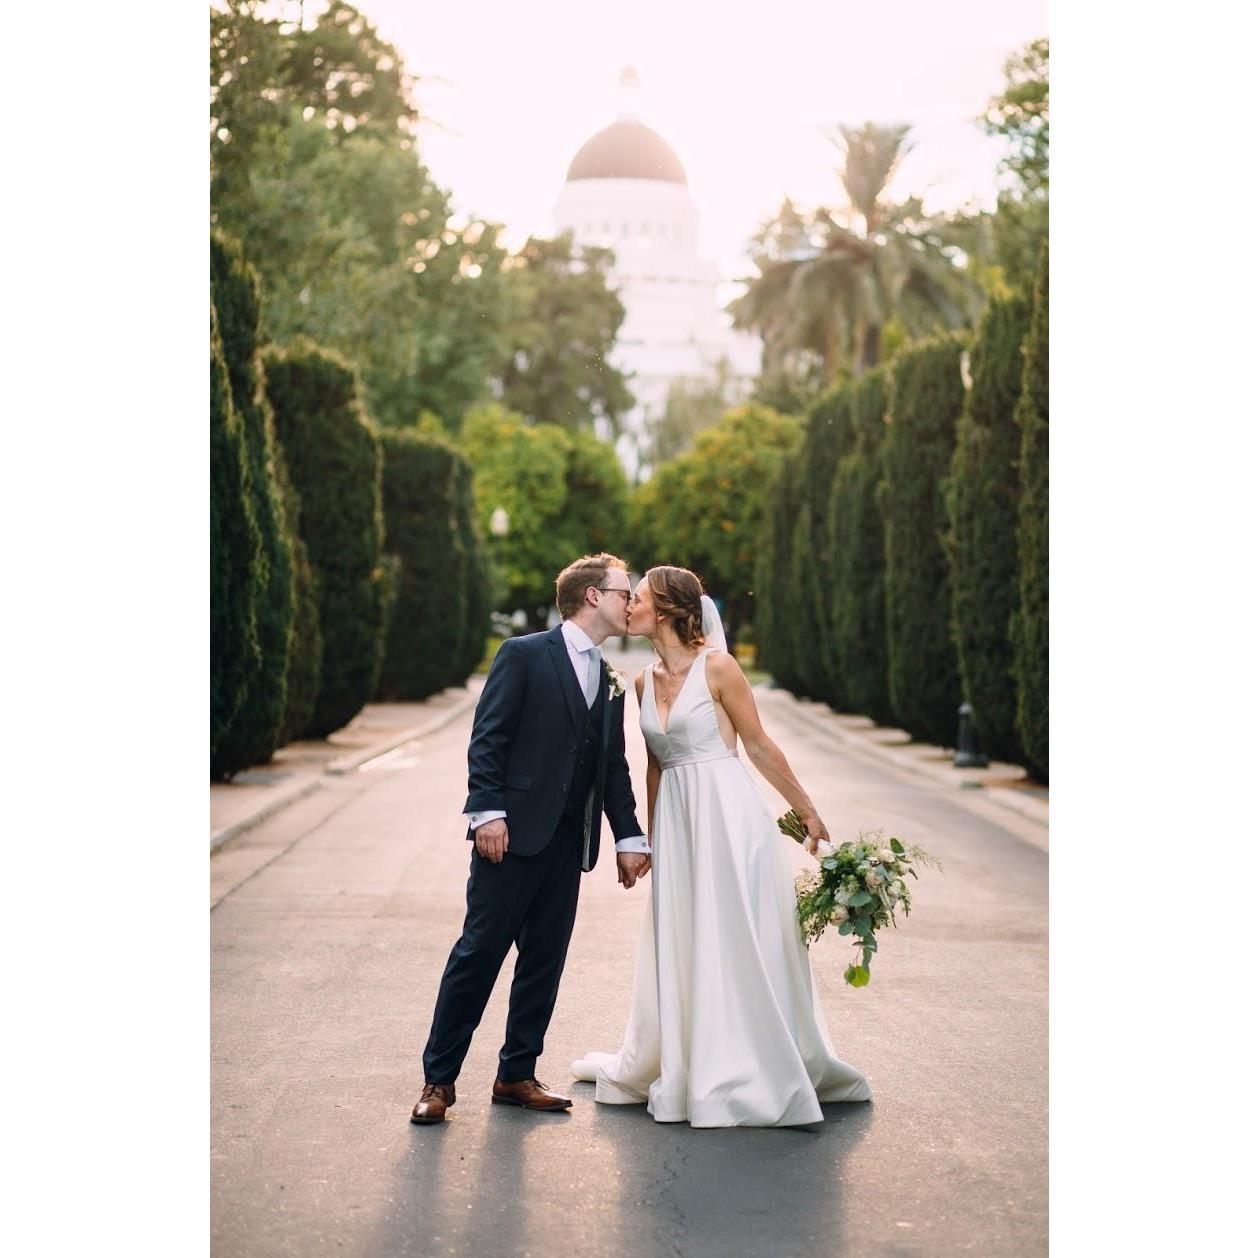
[{"x1": 211, "y1": 646, "x2": 1047, "y2": 1257}]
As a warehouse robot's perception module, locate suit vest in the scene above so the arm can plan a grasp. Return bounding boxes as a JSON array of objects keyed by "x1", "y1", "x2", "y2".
[{"x1": 563, "y1": 678, "x2": 606, "y2": 825}]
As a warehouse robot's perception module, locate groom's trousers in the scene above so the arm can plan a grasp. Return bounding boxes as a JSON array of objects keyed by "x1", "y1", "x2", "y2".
[{"x1": 422, "y1": 814, "x2": 583, "y2": 1085}]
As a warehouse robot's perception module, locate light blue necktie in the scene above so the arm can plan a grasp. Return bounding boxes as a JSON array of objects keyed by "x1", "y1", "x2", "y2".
[{"x1": 583, "y1": 647, "x2": 601, "y2": 708}]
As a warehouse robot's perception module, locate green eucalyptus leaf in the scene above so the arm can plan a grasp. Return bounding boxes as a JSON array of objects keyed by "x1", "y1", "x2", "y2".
[
  {"x1": 890, "y1": 838, "x2": 904, "y2": 853},
  {"x1": 850, "y1": 965, "x2": 870, "y2": 987},
  {"x1": 837, "y1": 920, "x2": 854, "y2": 935}
]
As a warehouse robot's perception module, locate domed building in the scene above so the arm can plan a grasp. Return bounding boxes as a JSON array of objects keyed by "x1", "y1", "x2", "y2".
[{"x1": 551, "y1": 68, "x2": 761, "y2": 477}]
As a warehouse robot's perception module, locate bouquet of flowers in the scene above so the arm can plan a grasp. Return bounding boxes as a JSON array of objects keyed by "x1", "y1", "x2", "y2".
[{"x1": 778, "y1": 810, "x2": 942, "y2": 987}]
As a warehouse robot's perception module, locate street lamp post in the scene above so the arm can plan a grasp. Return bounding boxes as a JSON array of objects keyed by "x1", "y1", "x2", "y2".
[
  {"x1": 953, "y1": 702, "x2": 989, "y2": 768},
  {"x1": 488, "y1": 507, "x2": 511, "y2": 631}
]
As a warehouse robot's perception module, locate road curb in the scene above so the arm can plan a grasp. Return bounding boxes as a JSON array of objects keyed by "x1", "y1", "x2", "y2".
[
  {"x1": 754, "y1": 686, "x2": 1048, "y2": 832},
  {"x1": 324, "y1": 687, "x2": 482, "y2": 775},
  {"x1": 210, "y1": 686, "x2": 482, "y2": 853},
  {"x1": 210, "y1": 777, "x2": 325, "y2": 854}
]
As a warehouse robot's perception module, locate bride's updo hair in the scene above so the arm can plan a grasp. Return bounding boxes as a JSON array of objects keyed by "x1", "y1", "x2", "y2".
[{"x1": 646, "y1": 565, "x2": 707, "y2": 648}]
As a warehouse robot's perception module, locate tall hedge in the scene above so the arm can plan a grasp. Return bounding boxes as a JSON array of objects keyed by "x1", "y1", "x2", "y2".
[
  {"x1": 264, "y1": 340, "x2": 389, "y2": 738},
  {"x1": 795, "y1": 382, "x2": 855, "y2": 703},
  {"x1": 829, "y1": 367, "x2": 895, "y2": 725},
  {"x1": 376, "y1": 429, "x2": 485, "y2": 700},
  {"x1": 756, "y1": 449, "x2": 806, "y2": 691},
  {"x1": 942, "y1": 293, "x2": 1032, "y2": 764},
  {"x1": 881, "y1": 333, "x2": 969, "y2": 746},
  {"x1": 210, "y1": 232, "x2": 295, "y2": 778},
  {"x1": 452, "y1": 457, "x2": 492, "y2": 681},
  {"x1": 274, "y1": 451, "x2": 323, "y2": 745},
  {"x1": 1012, "y1": 242, "x2": 1049, "y2": 780},
  {"x1": 210, "y1": 303, "x2": 261, "y2": 760}
]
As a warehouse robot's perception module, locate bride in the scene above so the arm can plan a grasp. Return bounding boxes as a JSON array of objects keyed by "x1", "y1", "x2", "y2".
[{"x1": 572, "y1": 565, "x2": 872, "y2": 1127}]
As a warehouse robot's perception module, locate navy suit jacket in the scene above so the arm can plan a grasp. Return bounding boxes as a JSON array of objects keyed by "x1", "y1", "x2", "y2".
[{"x1": 462, "y1": 624, "x2": 643, "y2": 870}]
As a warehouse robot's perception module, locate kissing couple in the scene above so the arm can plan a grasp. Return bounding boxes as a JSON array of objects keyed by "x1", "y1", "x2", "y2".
[{"x1": 411, "y1": 552, "x2": 872, "y2": 1129}]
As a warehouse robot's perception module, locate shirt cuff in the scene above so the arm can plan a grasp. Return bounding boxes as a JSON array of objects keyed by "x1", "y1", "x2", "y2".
[
  {"x1": 466, "y1": 809, "x2": 507, "y2": 830},
  {"x1": 614, "y1": 834, "x2": 651, "y2": 855}
]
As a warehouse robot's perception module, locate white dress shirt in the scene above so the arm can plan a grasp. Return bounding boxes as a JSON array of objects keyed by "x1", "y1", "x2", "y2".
[{"x1": 465, "y1": 618, "x2": 651, "y2": 855}]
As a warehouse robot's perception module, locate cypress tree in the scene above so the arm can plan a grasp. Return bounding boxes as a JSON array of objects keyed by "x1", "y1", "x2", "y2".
[
  {"x1": 210, "y1": 232, "x2": 295, "y2": 777},
  {"x1": 882, "y1": 333, "x2": 969, "y2": 746},
  {"x1": 376, "y1": 429, "x2": 472, "y2": 700},
  {"x1": 796, "y1": 383, "x2": 855, "y2": 703},
  {"x1": 264, "y1": 340, "x2": 388, "y2": 737},
  {"x1": 1012, "y1": 242, "x2": 1049, "y2": 780},
  {"x1": 756, "y1": 450, "x2": 804, "y2": 691},
  {"x1": 829, "y1": 367, "x2": 895, "y2": 724},
  {"x1": 274, "y1": 453, "x2": 323, "y2": 745},
  {"x1": 210, "y1": 304, "x2": 261, "y2": 761},
  {"x1": 785, "y1": 504, "x2": 815, "y2": 691},
  {"x1": 943, "y1": 293, "x2": 1032, "y2": 764}
]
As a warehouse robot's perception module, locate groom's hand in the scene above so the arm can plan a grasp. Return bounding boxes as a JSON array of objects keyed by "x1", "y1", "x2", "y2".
[
  {"x1": 474, "y1": 819, "x2": 510, "y2": 864},
  {"x1": 616, "y1": 852, "x2": 650, "y2": 889}
]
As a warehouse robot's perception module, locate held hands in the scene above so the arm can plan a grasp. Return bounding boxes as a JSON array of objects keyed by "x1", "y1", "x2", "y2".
[
  {"x1": 799, "y1": 812, "x2": 831, "y2": 856},
  {"x1": 474, "y1": 818, "x2": 510, "y2": 863},
  {"x1": 617, "y1": 852, "x2": 651, "y2": 889}
]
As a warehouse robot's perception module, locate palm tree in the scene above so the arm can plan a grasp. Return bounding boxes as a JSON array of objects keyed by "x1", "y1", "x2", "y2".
[{"x1": 729, "y1": 123, "x2": 981, "y2": 377}]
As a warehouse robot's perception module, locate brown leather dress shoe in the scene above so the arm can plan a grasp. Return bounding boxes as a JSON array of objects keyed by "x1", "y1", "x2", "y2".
[
  {"x1": 491, "y1": 1077, "x2": 573, "y2": 1111},
  {"x1": 410, "y1": 1082, "x2": 456, "y2": 1124}
]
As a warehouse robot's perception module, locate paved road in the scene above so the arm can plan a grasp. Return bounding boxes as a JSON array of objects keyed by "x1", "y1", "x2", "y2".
[{"x1": 212, "y1": 648, "x2": 1047, "y2": 1257}]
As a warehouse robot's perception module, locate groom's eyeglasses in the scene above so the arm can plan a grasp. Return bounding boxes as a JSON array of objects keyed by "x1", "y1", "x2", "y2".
[{"x1": 595, "y1": 587, "x2": 631, "y2": 602}]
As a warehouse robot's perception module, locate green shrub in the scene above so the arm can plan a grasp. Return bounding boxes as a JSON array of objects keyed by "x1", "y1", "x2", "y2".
[
  {"x1": 881, "y1": 333, "x2": 969, "y2": 746},
  {"x1": 829, "y1": 367, "x2": 895, "y2": 724},
  {"x1": 376, "y1": 429, "x2": 477, "y2": 700},
  {"x1": 630, "y1": 405, "x2": 800, "y2": 644},
  {"x1": 1012, "y1": 242, "x2": 1049, "y2": 780},
  {"x1": 210, "y1": 232, "x2": 295, "y2": 777},
  {"x1": 210, "y1": 303, "x2": 261, "y2": 761},
  {"x1": 459, "y1": 405, "x2": 576, "y2": 622},
  {"x1": 264, "y1": 340, "x2": 388, "y2": 737},
  {"x1": 943, "y1": 293, "x2": 1032, "y2": 765}
]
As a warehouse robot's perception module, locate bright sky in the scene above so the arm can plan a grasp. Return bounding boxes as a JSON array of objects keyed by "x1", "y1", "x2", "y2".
[{"x1": 296, "y1": 1, "x2": 1046, "y2": 287}]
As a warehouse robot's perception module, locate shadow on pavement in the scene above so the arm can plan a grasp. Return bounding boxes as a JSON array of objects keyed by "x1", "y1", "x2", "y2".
[{"x1": 373, "y1": 1086, "x2": 876, "y2": 1257}]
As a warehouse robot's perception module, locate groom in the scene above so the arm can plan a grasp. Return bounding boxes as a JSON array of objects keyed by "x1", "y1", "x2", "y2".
[{"x1": 411, "y1": 553, "x2": 650, "y2": 1124}]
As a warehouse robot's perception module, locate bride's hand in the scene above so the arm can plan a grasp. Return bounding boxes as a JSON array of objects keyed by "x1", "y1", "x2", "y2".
[{"x1": 800, "y1": 812, "x2": 830, "y2": 855}]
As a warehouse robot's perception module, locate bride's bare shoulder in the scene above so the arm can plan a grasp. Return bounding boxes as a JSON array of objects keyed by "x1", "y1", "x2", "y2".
[{"x1": 704, "y1": 648, "x2": 742, "y2": 685}]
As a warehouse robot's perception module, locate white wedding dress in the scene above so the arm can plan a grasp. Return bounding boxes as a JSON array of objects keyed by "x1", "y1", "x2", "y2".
[{"x1": 572, "y1": 647, "x2": 872, "y2": 1127}]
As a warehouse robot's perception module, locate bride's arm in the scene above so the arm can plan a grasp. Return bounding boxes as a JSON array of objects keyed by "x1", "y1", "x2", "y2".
[
  {"x1": 707, "y1": 653, "x2": 831, "y2": 850},
  {"x1": 636, "y1": 673, "x2": 661, "y2": 849}
]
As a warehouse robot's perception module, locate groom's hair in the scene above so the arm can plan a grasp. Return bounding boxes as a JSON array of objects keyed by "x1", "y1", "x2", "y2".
[{"x1": 555, "y1": 553, "x2": 628, "y2": 618}]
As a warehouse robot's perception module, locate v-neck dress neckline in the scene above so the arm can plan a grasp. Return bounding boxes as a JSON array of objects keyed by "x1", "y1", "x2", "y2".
[{"x1": 651, "y1": 649, "x2": 708, "y2": 737}]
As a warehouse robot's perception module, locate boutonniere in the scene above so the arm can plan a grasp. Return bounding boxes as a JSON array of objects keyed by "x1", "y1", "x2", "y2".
[{"x1": 604, "y1": 660, "x2": 629, "y2": 701}]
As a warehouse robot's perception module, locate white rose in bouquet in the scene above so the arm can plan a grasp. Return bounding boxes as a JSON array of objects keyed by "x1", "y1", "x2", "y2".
[
  {"x1": 878, "y1": 847, "x2": 896, "y2": 864},
  {"x1": 833, "y1": 905, "x2": 850, "y2": 922},
  {"x1": 865, "y1": 869, "x2": 884, "y2": 888}
]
